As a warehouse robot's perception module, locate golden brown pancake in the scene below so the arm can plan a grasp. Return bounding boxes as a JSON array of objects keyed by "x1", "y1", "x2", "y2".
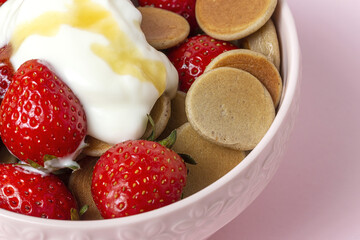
[
  {"x1": 205, "y1": 49, "x2": 282, "y2": 107},
  {"x1": 172, "y1": 123, "x2": 245, "y2": 197},
  {"x1": 0, "y1": 144, "x2": 17, "y2": 164},
  {"x1": 159, "y1": 91, "x2": 188, "y2": 139},
  {"x1": 142, "y1": 94, "x2": 171, "y2": 140},
  {"x1": 241, "y1": 19, "x2": 281, "y2": 70},
  {"x1": 83, "y1": 136, "x2": 113, "y2": 157},
  {"x1": 195, "y1": 0, "x2": 278, "y2": 41},
  {"x1": 186, "y1": 67, "x2": 275, "y2": 151},
  {"x1": 68, "y1": 157, "x2": 103, "y2": 220},
  {"x1": 139, "y1": 7, "x2": 190, "y2": 50}
]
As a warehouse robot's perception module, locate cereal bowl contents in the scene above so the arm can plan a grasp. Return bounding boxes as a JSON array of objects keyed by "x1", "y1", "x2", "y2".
[{"x1": 0, "y1": 0, "x2": 300, "y2": 239}]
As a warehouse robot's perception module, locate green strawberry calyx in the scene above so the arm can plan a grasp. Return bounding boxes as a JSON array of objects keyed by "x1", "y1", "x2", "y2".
[{"x1": 145, "y1": 114, "x2": 196, "y2": 165}]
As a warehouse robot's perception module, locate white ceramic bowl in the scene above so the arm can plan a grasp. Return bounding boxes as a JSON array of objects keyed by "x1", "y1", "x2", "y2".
[{"x1": 0, "y1": 0, "x2": 301, "y2": 239}]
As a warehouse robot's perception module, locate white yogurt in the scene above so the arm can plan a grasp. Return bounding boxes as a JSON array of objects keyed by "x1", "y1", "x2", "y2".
[{"x1": 0, "y1": 0, "x2": 178, "y2": 144}]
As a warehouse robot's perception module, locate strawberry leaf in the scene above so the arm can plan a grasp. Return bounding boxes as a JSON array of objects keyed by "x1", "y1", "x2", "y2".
[
  {"x1": 43, "y1": 154, "x2": 57, "y2": 162},
  {"x1": 178, "y1": 153, "x2": 197, "y2": 165},
  {"x1": 158, "y1": 130, "x2": 177, "y2": 149},
  {"x1": 70, "y1": 208, "x2": 80, "y2": 220},
  {"x1": 26, "y1": 159, "x2": 43, "y2": 169},
  {"x1": 67, "y1": 162, "x2": 80, "y2": 171},
  {"x1": 79, "y1": 205, "x2": 89, "y2": 216},
  {"x1": 146, "y1": 114, "x2": 156, "y2": 141}
]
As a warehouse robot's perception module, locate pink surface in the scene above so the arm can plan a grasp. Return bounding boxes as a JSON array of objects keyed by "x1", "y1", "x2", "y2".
[{"x1": 209, "y1": 0, "x2": 360, "y2": 240}]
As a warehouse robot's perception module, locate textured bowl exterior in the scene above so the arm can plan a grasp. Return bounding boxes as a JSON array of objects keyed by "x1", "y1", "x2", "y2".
[{"x1": 0, "y1": 0, "x2": 301, "y2": 239}]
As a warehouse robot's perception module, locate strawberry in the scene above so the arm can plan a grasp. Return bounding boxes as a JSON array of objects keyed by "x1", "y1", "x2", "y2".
[
  {"x1": 167, "y1": 34, "x2": 238, "y2": 92},
  {"x1": 138, "y1": 0, "x2": 198, "y2": 33},
  {"x1": 0, "y1": 0, "x2": 7, "y2": 6},
  {"x1": 0, "y1": 45, "x2": 14, "y2": 104},
  {"x1": 0, "y1": 164, "x2": 78, "y2": 219},
  {"x1": 91, "y1": 135, "x2": 187, "y2": 218},
  {"x1": 0, "y1": 59, "x2": 87, "y2": 169}
]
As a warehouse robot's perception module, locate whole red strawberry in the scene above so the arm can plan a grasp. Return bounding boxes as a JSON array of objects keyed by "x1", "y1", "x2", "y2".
[
  {"x1": 0, "y1": 59, "x2": 87, "y2": 168},
  {"x1": 0, "y1": 164, "x2": 78, "y2": 219},
  {"x1": 167, "y1": 34, "x2": 238, "y2": 92},
  {"x1": 91, "y1": 138, "x2": 187, "y2": 218},
  {"x1": 138, "y1": 0, "x2": 198, "y2": 32},
  {"x1": 0, "y1": 45, "x2": 14, "y2": 103}
]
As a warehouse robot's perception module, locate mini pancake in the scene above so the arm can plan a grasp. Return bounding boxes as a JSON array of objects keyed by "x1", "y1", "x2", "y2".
[
  {"x1": 68, "y1": 157, "x2": 103, "y2": 220},
  {"x1": 172, "y1": 123, "x2": 245, "y2": 198},
  {"x1": 159, "y1": 91, "x2": 188, "y2": 139},
  {"x1": 139, "y1": 7, "x2": 190, "y2": 50},
  {"x1": 195, "y1": 0, "x2": 278, "y2": 41},
  {"x1": 205, "y1": 49, "x2": 282, "y2": 107},
  {"x1": 241, "y1": 19, "x2": 281, "y2": 70},
  {"x1": 142, "y1": 94, "x2": 171, "y2": 140},
  {"x1": 83, "y1": 136, "x2": 113, "y2": 157},
  {"x1": 0, "y1": 144, "x2": 17, "y2": 164},
  {"x1": 186, "y1": 67, "x2": 275, "y2": 151}
]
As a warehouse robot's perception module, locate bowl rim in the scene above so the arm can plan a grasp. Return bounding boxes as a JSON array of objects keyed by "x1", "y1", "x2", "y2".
[{"x1": 0, "y1": 0, "x2": 301, "y2": 229}]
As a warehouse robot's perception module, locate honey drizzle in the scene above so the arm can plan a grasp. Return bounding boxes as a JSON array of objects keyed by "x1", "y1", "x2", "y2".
[{"x1": 11, "y1": 0, "x2": 166, "y2": 95}]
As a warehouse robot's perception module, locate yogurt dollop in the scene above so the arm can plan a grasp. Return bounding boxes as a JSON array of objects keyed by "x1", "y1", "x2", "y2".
[{"x1": 0, "y1": 0, "x2": 178, "y2": 144}]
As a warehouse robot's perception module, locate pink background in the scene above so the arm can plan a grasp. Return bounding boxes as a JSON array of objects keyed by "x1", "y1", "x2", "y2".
[{"x1": 209, "y1": 0, "x2": 360, "y2": 239}]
